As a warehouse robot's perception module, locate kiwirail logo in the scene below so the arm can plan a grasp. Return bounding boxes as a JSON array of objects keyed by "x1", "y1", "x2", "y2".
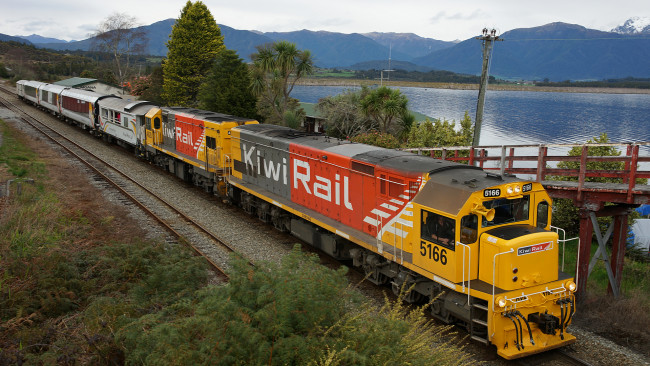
[
  {"x1": 517, "y1": 241, "x2": 552, "y2": 256},
  {"x1": 241, "y1": 144, "x2": 353, "y2": 210}
]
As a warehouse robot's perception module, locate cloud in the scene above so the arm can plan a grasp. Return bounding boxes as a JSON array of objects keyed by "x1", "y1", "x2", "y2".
[{"x1": 429, "y1": 9, "x2": 486, "y2": 24}]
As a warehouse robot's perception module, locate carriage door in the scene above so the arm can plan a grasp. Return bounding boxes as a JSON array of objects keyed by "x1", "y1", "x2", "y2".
[
  {"x1": 205, "y1": 128, "x2": 218, "y2": 171},
  {"x1": 145, "y1": 108, "x2": 163, "y2": 146}
]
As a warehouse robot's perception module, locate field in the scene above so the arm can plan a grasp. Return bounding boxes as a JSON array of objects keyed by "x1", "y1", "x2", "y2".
[{"x1": 298, "y1": 77, "x2": 650, "y2": 94}]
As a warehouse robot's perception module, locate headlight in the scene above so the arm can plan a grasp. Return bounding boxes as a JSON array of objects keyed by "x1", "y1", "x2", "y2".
[
  {"x1": 514, "y1": 185, "x2": 521, "y2": 193},
  {"x1": 565, "y1": 280, "x2": 577, "y2": 292},
  {"x1": 506, "y1": 186, "x2": 513, "y2": 194},
  {"x1": 495, "y1": 296, "x2": 507, "y2": 308}
]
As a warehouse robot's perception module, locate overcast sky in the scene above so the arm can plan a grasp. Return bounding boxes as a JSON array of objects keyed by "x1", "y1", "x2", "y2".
[{"x1": 1, "y1": 0, "x2": 648, "y2": 42}]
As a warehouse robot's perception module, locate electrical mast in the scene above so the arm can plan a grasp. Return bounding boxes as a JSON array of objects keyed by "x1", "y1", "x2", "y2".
[{"x1": 473, "y1": 28, "x2": 502, "y2": 147}]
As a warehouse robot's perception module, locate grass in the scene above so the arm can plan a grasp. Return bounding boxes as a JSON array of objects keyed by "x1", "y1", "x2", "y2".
[
  {"x1": 0, "y1": 121, "x2": 46, "y2": 179},
  {"x1": 560, "y1": 238, "x2": 649, "y2": 300}
]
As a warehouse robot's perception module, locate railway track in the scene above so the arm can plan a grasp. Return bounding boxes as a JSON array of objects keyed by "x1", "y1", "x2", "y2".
[
  {"x1": 514, "y1": 348, "x2": 593, "y2": 366},
  {"x1": 0, "y1": 84, "x2": 255, "y2": 281}
]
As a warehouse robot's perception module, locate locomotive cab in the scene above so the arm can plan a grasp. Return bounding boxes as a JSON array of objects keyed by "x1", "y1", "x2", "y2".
[{"x1": 412, "y1": 171, "x2": 576, "y2": 359}]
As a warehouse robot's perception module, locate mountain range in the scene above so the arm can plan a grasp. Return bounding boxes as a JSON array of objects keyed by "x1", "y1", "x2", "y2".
[{"x1": 3, "y1": 17, "x2": 650, "y2": 81}]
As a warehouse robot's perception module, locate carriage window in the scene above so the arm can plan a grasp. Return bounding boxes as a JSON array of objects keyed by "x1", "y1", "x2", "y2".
[
  {"x1": 421, "y1": 210, "x2": 455, "y2": 250},
  {"x1": 460, "y1": 214, "x2": 478, "y2": 243},
  {"x1": 482, "y1": 196, "x2": 530, "y2": 227},
  {"x1": 379, "y1": 174, "x2": 387, "y2": 195},
  {"x1": 537, "y1": 201, "x2": 549, "y2": 229},
  {"x1": 388, "y1": 177, "x2": 404, "y2": 198}
]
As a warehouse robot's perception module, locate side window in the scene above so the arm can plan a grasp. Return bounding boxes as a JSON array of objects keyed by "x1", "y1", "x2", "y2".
[
  {"x1": 537, "y1": 201, "x2": 549, "y2": 229},
  {"x1": 460, "y1": 214, "x2": 478, "y2": 243},
  {"x1": 421, "y1": 210, "x2": 456, "y2": 250},
  {"x1": 123, "y1": 116, "x2": 129, "y2": 127},
  {"x1": 154, "y1": 117, "x2": 161, "y2": 129},
  {"x1": 206, "y1": 136, "x2": 216, "y2": 149}
]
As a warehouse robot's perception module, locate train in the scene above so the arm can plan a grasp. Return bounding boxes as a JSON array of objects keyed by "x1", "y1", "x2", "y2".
[{"x1": 16, "y1": 79, "x2": 577, "y2": 359}]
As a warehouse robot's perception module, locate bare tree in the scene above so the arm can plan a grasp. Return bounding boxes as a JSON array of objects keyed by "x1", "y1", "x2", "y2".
[{"x1": 92, "y1": 13, "x2": 148, "y2": 90}]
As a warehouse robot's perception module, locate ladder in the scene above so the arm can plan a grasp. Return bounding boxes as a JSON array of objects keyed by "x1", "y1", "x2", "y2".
[{"x1": 470, "y1": 298, "x2": 489, "y2": 345}]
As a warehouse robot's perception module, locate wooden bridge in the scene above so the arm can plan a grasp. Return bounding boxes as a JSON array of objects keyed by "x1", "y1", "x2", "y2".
[{"x1": 403, "y1": 142, "x2": 650, "y2": 298}]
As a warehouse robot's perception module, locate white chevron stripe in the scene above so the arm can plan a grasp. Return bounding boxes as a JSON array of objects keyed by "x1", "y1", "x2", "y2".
[
  {"x1": 371, "y1": 209, "x2": 391, "y2": 219},
  {"x1": 380, "y1": 203, "x2": 399, "y2": 211}
]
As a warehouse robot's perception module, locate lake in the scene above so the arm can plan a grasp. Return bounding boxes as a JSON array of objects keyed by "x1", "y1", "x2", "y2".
[{"x1": 292, "y1": 85, "x2": 650, "y2": 146}]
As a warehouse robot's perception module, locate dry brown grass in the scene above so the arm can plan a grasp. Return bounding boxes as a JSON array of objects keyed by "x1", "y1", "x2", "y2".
[{"x1": 573, "y1": 289, "x2": 650, "y2": 357}]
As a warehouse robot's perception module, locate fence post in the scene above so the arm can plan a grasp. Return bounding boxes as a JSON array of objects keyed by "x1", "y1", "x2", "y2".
[
  {"x1": 627, "y1": 144, "x2": 639, "y2": 203},
  {"x1": 623, "y1": 145, "x2": 632, "y2": 184},
  {"x1": 536, "y1": 145, "x2": 548, "y2": 182},
  {"x1": 577, "y1": 145, "x2": 588, "y2": 201},
  {"x1": 500, "y1": 146, "x2": 506, "y2": 176},
  {"x1": 469, "y1": 147, "x2": 475, "y2": 166}
]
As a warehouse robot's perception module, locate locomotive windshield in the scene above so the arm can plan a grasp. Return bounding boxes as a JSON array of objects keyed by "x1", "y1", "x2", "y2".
[{"x1": 482, "y1": 195, "x2": 530, "y2": 227}]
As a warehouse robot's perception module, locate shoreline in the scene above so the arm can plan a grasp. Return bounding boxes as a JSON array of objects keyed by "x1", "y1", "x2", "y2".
[{"x1": 298, "y1": 78, "x2": 650, "y2": 95}]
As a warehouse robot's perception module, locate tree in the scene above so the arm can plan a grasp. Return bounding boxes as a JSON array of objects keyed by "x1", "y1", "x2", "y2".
[
  {"x1": 360, "y1": 86, "x2": 409, "y2": 134},
  {"x1": 315, "y1": 87, "x2": 375, "y2": 139},
  {"x1": 350, "y1": 132, "x2": 401, "y2": 149},
  {"x1": 162, "y1": 1, "x2": 224, "y2": 107},
  {"x1": 550, "y1": 133, "x2": 647, "y2": 235},
  {"x1": 405, "y1": 111, "x2": 474, "y2": 148},
  {"x1": 132, "y1": 66, "x2": 165, "y2": 105},
  {"x1": 198, "y1": 49, "x2": 258, "y2": 119},
  {"x1": 92, "y1": 13, "x2": 148, "y2": 90},
  {"x1": 250, "y1": 41, "x2": 314, "y2": 125}
]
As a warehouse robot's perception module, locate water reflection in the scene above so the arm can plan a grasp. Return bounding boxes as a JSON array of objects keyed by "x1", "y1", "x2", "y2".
[{"x1": 293, "y1": 85, "x2": 650, "y2": 145}]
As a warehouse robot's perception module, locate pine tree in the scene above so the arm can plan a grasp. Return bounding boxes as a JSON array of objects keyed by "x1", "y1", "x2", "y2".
[
  {"x1": 162, "y1": 1, "x2": 224, "y2": 107},
  {"x1": 198, "y1": 49, "x2": 258, "y2": 119}
]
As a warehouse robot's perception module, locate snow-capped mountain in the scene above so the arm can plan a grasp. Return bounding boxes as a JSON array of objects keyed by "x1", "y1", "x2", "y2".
[{"x1": 610, "y1": 16, "x2": 650, "y2": 34}]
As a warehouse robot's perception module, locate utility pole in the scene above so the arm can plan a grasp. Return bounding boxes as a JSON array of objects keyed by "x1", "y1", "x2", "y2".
[
  {"x1": 381, "y1": 43, "x2": 394, "y2": 86},
  {"x1": 473, "y1": 28, "x2": 502, "y2": 147}
]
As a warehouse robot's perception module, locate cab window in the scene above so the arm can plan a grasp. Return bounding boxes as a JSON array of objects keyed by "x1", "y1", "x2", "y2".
[
  {"x1": 421, "y1": 210, "x2": 455, "y2": 250},
  {"x1": 537, "y1": 201, "x2": 549, "y2": 228},
  {"x1": 460, "y1": 214, "x2": 478, "y2": 243},
  {"x1": 482, "y1": 196, "x2": 530, "y2": 227}
]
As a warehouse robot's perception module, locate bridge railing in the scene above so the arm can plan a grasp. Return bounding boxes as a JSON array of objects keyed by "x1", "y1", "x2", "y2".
[{"x1": 402, "y1": 142, "x2": 650, "y2": 189}]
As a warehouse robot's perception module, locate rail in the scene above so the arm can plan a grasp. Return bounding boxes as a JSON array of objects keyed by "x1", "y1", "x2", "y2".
[
  {"x1": 457, "y1": 241, "x2": 472, "y2": 304},
  {"x1": 402, "y1": 142, "x2": 650, "y2": 199}
]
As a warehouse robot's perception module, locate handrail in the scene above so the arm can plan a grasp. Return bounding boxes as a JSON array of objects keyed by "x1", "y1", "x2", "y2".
[
  {"x1": 456, "y1": 242, "x2": 471, "y2": 304},
  {"x1": 492, "y1": 248, "x2": 515, "y2": 302},
  {"x1": 551, "y1": 226, "x2": 579, "y2": 273},
  {"x1": 401, "y1": 143, "x2": 650, "y2": 205}
]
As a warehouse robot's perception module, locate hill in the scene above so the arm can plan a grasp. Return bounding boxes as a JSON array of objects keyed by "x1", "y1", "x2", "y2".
[
  {"x1": 263, "y1": 30, "x2": 411, "y2": 68},
  {"x1": 12, "y1": 19, "x2": 650, "y2": 81},
  {"x1": 362, "y1": 32, "x2": 457, "y2": 58},
  {"x1": 413, "y1": 22, "x2": 650, "y2": 81}
]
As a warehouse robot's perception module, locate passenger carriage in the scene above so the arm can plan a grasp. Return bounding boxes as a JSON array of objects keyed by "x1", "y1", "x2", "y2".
[
  {"x1": 59, "y1": 88, "x2": 120, "y2": 129},
  {"x1": 38, "y1": 84, "x2": 67, "y2": 115}
]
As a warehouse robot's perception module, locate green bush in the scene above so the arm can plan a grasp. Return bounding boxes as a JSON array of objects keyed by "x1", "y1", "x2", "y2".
[
  {"x1": 115, "y1": 246, "x2": 473, "y2": 365},
  {"x1": 350, "y1": 131, "x2": 401, "y2": 149}
]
